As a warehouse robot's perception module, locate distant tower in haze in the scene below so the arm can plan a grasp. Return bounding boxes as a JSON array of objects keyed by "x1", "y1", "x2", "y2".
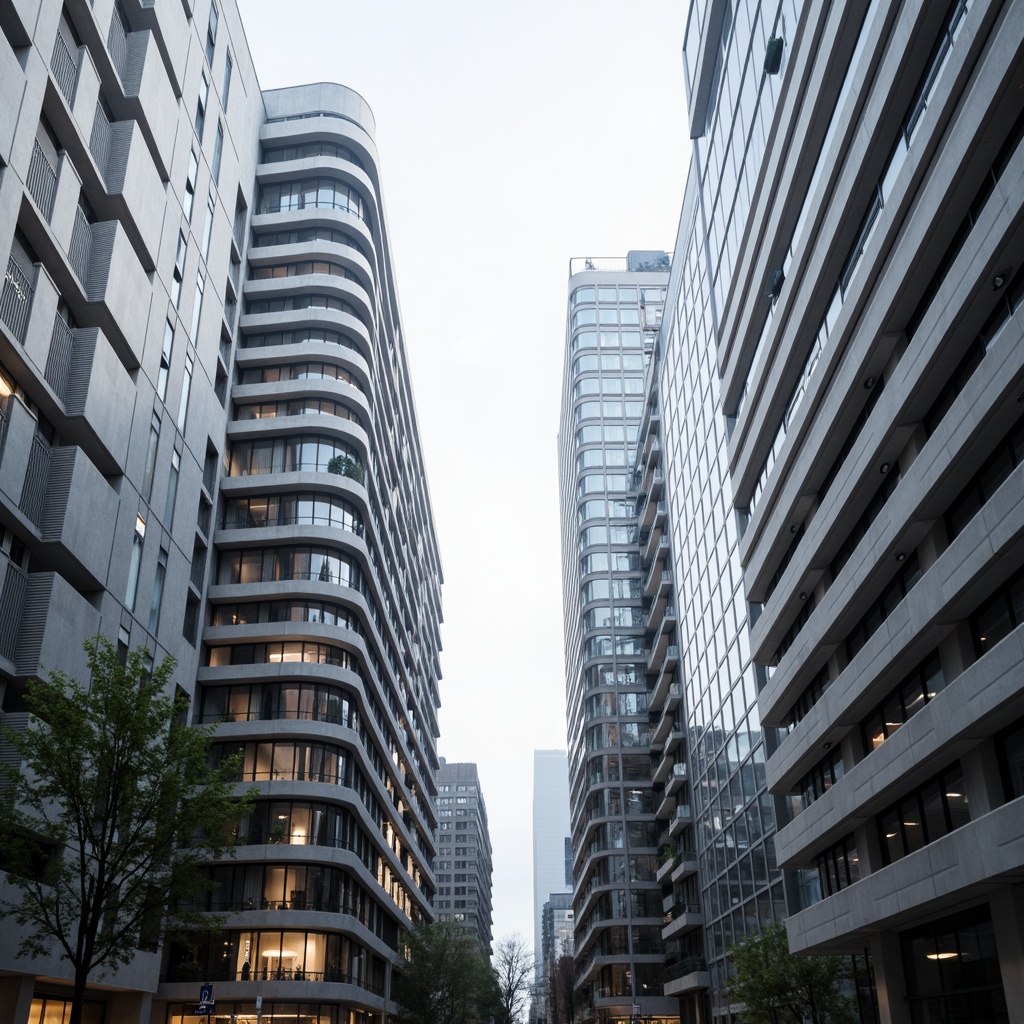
[
  {"x1": 532, "y1": 750, "x2": 572, "y2": 998},
  {"x1": 433, "y1": 760, "x2": 495, "y2": 953}
]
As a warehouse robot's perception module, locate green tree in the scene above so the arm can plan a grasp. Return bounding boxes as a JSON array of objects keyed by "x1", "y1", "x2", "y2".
[
  {"x1": 0, "y1": 637, "x2": 253, "y2": 1024},
  {"x1": 727, "y1": 920, "x2": 857, "y2": 1024},
  {"x1": 492, "y1": 933, "x2": 533, "y2": 1024},
  {"x1": 392, "y1": 922, "x2": 499, "y2": 1024}
]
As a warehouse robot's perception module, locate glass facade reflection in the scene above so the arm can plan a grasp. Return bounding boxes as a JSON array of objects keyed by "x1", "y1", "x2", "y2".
[{"x1": 559, "y1": 257, "x2": 674, "y2": 1024}]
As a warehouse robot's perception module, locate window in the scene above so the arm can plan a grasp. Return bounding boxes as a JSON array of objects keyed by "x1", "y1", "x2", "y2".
[
  {"x1": 189, "y1": 275, "x2": 205, "y2": 340},
  {"x1": 183, "y1": 150, "x2": 198, "y2": 221},
  {"x1": 261, "y1": 141, "x2": 365, "y2": 169},
  {"x1": 142, "y1": 410, "x2": 160, "y2": 501},
  {"x1": 202, "y1": 193, "x2": 215, "y2": 260},
  {"x1": 195, "y1": 73, "x2": 209, "y2": 139},
  {"x1": 117, "y1": 625, "x2": 130, "y2": 664},
  {"x1": 878, "y1": 763, "x2": 969, "y2": 865},
  {"x1": 971, "y1": 563, "x2": 1024, "y2": 657},
  {"x1": 259, "y1": 178, "x2": 365, "y2": 220},
  {"x1": 125, "y1": 514, "x2": 146, "y2": 611},
  {"x1": 212, "y1": 122, "x2": 224, "y2": 184},
  {"x1": 861, "y1": 651, "x2": 945, "y2": 753},
  {"x1": 157, "y1": 319, "x2": 174, "y2": 400},
  {"x1": 177, "y1": 350, "x2": 194, "y2": 431},
  {"x1": 221, "y1": 49, "x2": 232, "y2": 108},
  {"x1": 165, "y1": 448, "x2": 180, "y2": 523},
  {"x1": 797, "y1": 747, "x2": 845, "y2": 808},
  {"x1": 250, "y1": 260, "x2": 357, "y2": 283},
  {"x1": 148, "y1": 546, "x2": 168, "y2": 631},
  {"x1": 171, "y1": 231, "x2": 187, "y2": 307},
  {"x1": 205, "y1": 1, "x2": 218, "y2": 64},
  {"x1": 902, "y1": 906, "x2": 1007, "y2": 1020},
  {"x1": 998, "y1": 715, "x2": 1024, "y2": 801}
]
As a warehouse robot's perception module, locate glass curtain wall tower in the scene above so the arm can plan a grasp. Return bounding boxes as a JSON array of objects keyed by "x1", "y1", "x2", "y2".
[
  {"x1": 650, "y1": 0, "x2": 1024, "y2": 1018},
  {"x1": 558, "y1": 253, "x2": 673, "y2": 1024}
]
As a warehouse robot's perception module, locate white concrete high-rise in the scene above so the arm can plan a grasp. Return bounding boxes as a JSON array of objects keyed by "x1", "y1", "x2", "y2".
[{"x1": 0, "y1": 0, "x2": 443, "y2": 1020}]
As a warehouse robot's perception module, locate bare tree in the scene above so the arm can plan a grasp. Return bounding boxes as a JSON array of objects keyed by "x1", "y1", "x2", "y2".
[
  {"x1": 549, "y1": 955, "x2": 576, "y2": 1024},
  {"x1": 493, "y1": 933, "x2": 534, "y2": 1024}
]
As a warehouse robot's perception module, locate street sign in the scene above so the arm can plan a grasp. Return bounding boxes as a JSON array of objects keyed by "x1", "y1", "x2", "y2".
[{"x1": 198, "y1": 983, "x2": 215, "y2": 1013}]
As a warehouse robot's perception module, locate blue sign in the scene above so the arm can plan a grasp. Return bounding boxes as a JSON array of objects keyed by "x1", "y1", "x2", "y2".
[{"x1": 198, "y1": 983, "x2": 215, "y2": 1012}]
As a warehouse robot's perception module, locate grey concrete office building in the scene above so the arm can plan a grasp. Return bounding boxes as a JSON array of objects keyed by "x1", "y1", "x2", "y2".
[
  {"x1": 432, "y1": 760, "x2": 494, "y2": 954},
  {"x1": 715, "y1": 0, "x2": 1024, "y2": 1019},
  {"x1": 645, "y1": 0, "x2": 1024, "y2": 1020},
  {"x1": 0, "y1": 0, "x2": 443, "y2": 1021},
  {"x1": 557, "y1": 254, "x2": 676, "y2": 1024}
]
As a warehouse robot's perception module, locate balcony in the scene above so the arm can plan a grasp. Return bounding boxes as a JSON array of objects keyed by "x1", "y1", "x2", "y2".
[
  {"x1": 662, "y1": 902, "x2": 702, "y2": 939},
  {"x1": 88, "y1": 107, "x2": 163, "y2": 266},
  {"x1": 0, "y1": 31, "x2": 22, "y2": 158},
  {"x1": 0, "y1": 561, "x2": 28, "y2": 664},
  {"x1": 20, "y1": 432, "x2": 51, "y2": 528},
  {"x1": 642, "y1": 522, "x2": 664, "y2": 565},
  {"x1": 668, "y1": 804, "x2": 693, "y2": 837},
  {"x1": 45, "y1": 312, "x2": 75, "y2": 401},
  {"x1": 9, "y1": 571, "x2": 100, "y2": 679},
  {"x1": 101, "y1": 12, "x2": 176, "y2": 174},
  {"x1": 666, "y1": 760, "x2": 688, "y2": 794},
  {"x1": 663, "y1": 957, "x2": 709, "y2": 996},
  {"x1": 66, "y1": 219, "x2": 150, "y2": 368},
  {"x1": 36, "y1": 446, "x2": 119, "y2": 588},
  {"x1": 69, "y1": 205, "x2": 93, "y2": 284},
  {"x1": 27, "y1": 141, "x2": 58, "y2": 222},
  {"x1": 650, "y1": 711, "x2": 674, "y2": 752},
  {"x1": 647, "y1": 636, "x2": 678, "y2": 675},
  {"x1": 18, "y1": 272, "x2": 131, "y2": 474},
  {"x1": 649, "y1": 661, "x2": 677, "y2": 713},
  {"x1": 50, "y1": 31, "x2": 80, "y2": 105},
  {"x1": 1, "y1": 256, "x2": 34, "y2": 344},
  {"x1": 671, "y1": 850, "x2": 699, "y2": 883},
  {"x1": 643, "y1": 562, "x2": 671, "y2": 601},
  {"x1": 655, "y1": 787, "x2": 677, "y2": 821}
]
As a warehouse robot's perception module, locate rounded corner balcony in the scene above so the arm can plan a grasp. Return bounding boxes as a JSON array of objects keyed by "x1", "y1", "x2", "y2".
[
  {"x1": 243, "y1": 268, "x2": 374, "y2": 327},
  {"x1": 263, "y1": 82, "x2": 378, "y2": 146}
]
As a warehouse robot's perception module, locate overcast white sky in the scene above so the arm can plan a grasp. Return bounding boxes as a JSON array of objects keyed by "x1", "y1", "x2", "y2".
[{"x1": 240, "y1": 0, "x2": 691, "y2": 950}]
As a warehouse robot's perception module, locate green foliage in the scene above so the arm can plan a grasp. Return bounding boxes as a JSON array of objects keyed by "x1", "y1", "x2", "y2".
[
  {"x1": 326, "y1": 452, "x2": 366, "y2": 484},
  {"x1": 727, "y1": 921, "x2": 857, "y2": 1024},
  {"x1": 0, "y1": 637, "x2": 254, "y2": 1024},
  {"x1": 392, "y1": 922, "x2": 499, "y2": 1024}
]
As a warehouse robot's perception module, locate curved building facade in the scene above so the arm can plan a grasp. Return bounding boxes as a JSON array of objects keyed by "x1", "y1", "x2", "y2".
[
  {"x1": 0, "y1": 0, "x2": 442, "y2": 1012},
  {"x1": 159, "y1": 85, "x2": 443, "y2": 1024}
]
